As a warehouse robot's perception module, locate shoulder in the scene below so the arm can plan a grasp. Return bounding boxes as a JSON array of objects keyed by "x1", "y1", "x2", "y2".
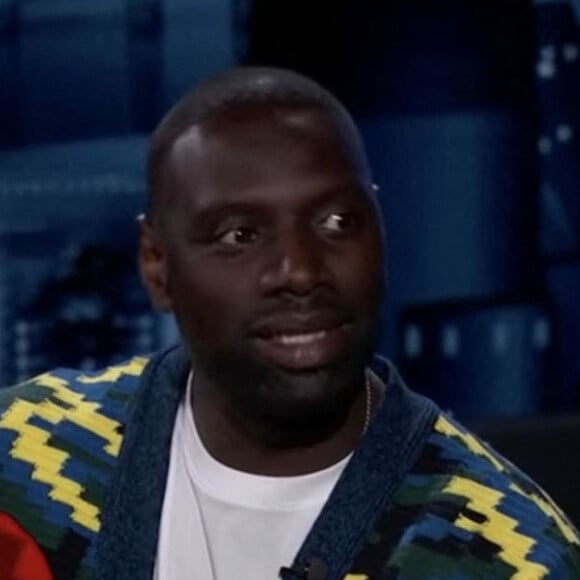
[
  {"x1": 0, "y1": 356, "x2": 150, "y2": 577},
  {"x1": 0, "y1": 355, "x2": 151, "y2": 476},
  {"x1": 0, "y1": 355, "x2": 150, "y2": 432},
  {"x1": 385, "y1": 412, "x2": 580, "y2": 577}
]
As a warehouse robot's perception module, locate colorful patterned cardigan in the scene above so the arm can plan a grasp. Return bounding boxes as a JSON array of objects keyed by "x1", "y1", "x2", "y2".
[{"x1": 0, "y1": 345, "x2": 578, "y2": 579}]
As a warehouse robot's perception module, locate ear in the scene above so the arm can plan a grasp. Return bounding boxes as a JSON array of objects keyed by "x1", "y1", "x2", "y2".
[{"x1": 137, "y1": 215, "x2": 173, "y2": 312}]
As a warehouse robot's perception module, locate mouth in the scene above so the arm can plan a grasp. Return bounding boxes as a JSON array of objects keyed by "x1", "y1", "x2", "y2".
[
  {"x1": 269, "y1": 330, "x2": 329, "y2": 346},
  {"x1": 251, "y1": 318, "x2": 352, "y2": 371}
]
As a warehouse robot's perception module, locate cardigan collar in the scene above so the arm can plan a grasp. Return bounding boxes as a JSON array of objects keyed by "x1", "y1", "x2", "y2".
[{"x1": 96, "y1": 345, "x2": 438, "y2": 580}]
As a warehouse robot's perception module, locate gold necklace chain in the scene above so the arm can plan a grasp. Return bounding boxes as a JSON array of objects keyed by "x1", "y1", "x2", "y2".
[{"x1": 362, "y1": 370, "x2": 372, "y2": 435}]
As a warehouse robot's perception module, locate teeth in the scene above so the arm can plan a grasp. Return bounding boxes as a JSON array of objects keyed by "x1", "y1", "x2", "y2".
[{"x1": 275, "y1": 331, "x2": 327, "y2": 345}]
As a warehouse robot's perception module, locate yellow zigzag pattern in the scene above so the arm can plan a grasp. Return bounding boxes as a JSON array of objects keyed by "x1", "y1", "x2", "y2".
[
  {"x1": 444, "y1": 476, "x2": 548, "y2": 579},
  {"x1": 435, "y1": 415, "x2": 579, "y2": 547},
  {"x1": 0, "y1": 357, "x2": 148, "y2": 532}
]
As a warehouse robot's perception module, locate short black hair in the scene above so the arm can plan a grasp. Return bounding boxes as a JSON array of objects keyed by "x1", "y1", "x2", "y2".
[{"x1": 146, "y1": 66, "x2": 369, "y2": 222}]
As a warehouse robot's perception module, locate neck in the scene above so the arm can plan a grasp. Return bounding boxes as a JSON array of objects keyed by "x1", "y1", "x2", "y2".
[{"x1": 190, "y1": 372, "x2": 379, "y2": 476}]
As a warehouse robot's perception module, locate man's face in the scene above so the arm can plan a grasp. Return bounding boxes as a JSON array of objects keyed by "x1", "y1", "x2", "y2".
[{"x1": 142, "y1": 104, "x2": 384, "y2": 441}]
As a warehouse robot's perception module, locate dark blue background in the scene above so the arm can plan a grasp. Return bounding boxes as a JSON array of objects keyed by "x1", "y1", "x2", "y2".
[{"x1": 2, "y1": 0, "x2": 580, "y2": 423}]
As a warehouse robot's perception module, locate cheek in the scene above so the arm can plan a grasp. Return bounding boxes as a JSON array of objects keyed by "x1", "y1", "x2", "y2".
[
  {"x1": 334, "y1": 239, "x2": 383, "y2": 303},
  {"x1": 166, "y1": 258, "x2": 254, "y2": 341}
]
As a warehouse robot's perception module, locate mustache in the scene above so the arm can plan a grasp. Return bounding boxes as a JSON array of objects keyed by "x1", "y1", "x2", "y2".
[
  {"x1": 246, "y1": 291, "x2": 354, "y2": 334},
  {"x1": 256, "y1": 286, "x2": 350, "y2": 314}
]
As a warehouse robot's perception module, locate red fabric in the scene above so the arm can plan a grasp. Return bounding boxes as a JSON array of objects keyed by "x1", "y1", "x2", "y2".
[{"x1": 0, "y1": 512, "x2": 53, "y2": 580}]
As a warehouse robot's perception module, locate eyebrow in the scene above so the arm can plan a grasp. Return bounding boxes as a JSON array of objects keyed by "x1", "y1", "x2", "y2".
[
  {"x1": 190, "y1": 181, "x2": 371, "y2": 222},
  {"x1": 191, "y1": 201, "x2": 268, "y2": 224}
]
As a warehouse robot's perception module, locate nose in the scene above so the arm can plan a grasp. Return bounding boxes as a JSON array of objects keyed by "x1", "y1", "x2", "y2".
[{"x1": 259, "y1": 228, "x2": 327, "y2": 296}]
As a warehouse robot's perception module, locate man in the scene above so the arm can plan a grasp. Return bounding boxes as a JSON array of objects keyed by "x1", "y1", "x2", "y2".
[{"x1": 0, "y1": 67, "x2": 578, "y2": 580}]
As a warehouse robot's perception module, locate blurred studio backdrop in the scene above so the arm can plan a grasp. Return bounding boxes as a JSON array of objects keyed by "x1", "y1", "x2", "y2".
[{"x1": 1, "y1": 0, "x2": 580, "y2": 511}]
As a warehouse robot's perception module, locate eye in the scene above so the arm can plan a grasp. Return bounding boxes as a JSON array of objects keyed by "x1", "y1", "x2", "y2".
[
  {"x1": 217, "y1": 226, "x2": 258, "y2": 246},
  {"x1": 318, "y1": 212, "x2": 357, "y2": 235}
]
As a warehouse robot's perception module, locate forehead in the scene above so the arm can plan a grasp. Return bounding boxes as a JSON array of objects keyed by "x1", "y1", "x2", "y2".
[{"x1": 162, "y1": 104, "x2": 369, "y2": 213}]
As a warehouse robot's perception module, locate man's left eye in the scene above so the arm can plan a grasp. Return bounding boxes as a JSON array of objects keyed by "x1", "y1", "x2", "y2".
[
  {"x1": 217, "y1": 226, "x2": 258, "y2": 246},
  {"x1": 318, "y1": 212, "x2": 355, "y2": 233}
]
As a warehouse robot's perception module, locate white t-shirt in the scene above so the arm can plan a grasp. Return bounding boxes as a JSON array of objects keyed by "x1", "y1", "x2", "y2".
[{"x1": 154, "y1": 375, "x2": 350, "y2": 580}]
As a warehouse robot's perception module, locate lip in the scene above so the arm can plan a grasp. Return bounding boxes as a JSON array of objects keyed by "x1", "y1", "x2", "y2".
[
  {"x1": 250, "y1": 311, "x2": 349, "y2": 337},
  {"x1": 251, "y1": 317, "x2": 352, "y2": 370}
]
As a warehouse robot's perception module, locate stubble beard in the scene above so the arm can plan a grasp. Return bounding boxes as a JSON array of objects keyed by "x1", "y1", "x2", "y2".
[{"x1": 193, "y1": 322, "x2": 378, "y2": 449}]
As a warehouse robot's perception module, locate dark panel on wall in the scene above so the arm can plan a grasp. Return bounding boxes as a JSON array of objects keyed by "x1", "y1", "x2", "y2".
[
  {"x1": 127, "y1": 0, "x2": 164, "y2": 131},
  {"x1": 18, "y1": 1, "x2": 132, "y2": 142},
  {"x1": 162, "y1": 0, "x2": 235, "y2": 109},
  {"x1": 0, "y1": 0, "x2": 235, "y2": 148},
  {"x1": 0, "y1": 0, "x2": 20, "y2": 146},
  {"x1": 545, "y1": 259, "x2": 580, "y2": 409},
  {"x1": 245, "y1": 0, "x2": 535, "y2": 114},
  {"x1": 362, "y1": 111, "x2": 539, "y2": 351}
]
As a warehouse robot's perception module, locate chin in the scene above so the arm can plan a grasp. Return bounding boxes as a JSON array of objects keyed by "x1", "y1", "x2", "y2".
[
  {"x1": 197, "y1": 330, "x2": 376, "y2": 446},
  {"x1": 242, "y1": 360, "x2": 362, "y2": 446}
]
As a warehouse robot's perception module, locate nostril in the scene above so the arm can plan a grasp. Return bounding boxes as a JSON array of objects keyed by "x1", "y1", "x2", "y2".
[{"x1": 260, "y1": 235, "x2": 326, "y2": 295}]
